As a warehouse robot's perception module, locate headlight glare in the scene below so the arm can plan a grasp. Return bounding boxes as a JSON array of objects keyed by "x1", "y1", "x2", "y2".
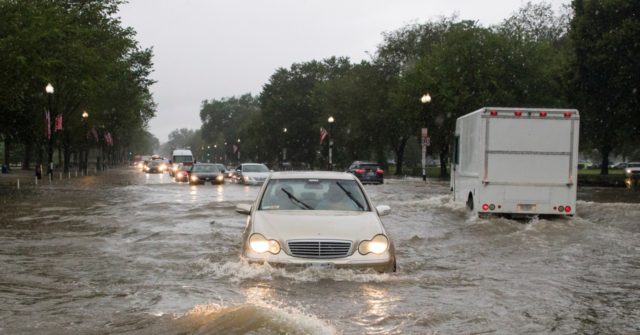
[
  {"x1": 358, "y1": 234, "x2": 389, "y2": 255},
  {"x1": 249, "y1": 234, "x2": 280, "y2": 254},
  {"x1": 191, "y1": 175, "x2": 198, "y2": 181}
]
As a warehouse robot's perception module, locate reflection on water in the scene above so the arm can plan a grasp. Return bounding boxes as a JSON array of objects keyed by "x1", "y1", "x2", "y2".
[{"x1": 0, "y1": 169, "x2": 638, "y2": 334}]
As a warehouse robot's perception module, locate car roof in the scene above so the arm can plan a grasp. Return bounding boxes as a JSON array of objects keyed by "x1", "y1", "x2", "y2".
[
  {"x1": 352, "y1": 161, "x2": 378, "y2": 165},
  {"x1": 242, "y1": 163, "x2": 267, "y2": 166},
  {"x1": 269, "y1": 171, "x2": 356, "y2": 180}
]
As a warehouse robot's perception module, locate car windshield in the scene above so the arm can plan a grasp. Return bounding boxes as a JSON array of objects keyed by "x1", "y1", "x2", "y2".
[
  {"x1": 173, "y1": 155, "x2": 192, "y2": 163},
  {"x1": 358, "y1": 164, "x2": 379, "y2": 169},
  {"x1": 244, "y1": 164, "x2": 269, "y2": 172},
  {"x1": 193, "y1": 165, "x2": 219, "y2": 172},
  {"x1": 259, "y1": 179, "x2": 369, "y2": 211}
]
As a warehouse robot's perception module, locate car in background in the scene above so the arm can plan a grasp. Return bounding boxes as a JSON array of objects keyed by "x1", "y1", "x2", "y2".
[
  {"x1": 612, "y1": 162, "x2": 628, "y2": 169},
  {"x1": 189, "y1": 163, "x2": 225, "y2": 185},
  {"x1": 212, "y1": 163, "x2": 227, "y2": 176},
  {"x1": 235, "y1": 171, "x2": 396, "y2": 273},
  {"x1": 235, "y1": 163, "x2": 270, "y2": 185},
  {"x1": 624, "y1": 162, "x2": 640, "y2": 176},
  {"x1": 347, "y1": 161, "x2": 384, "y2": 184},
  {"x1": 173, "y1": 163, "x2": 192, "y2": 182},
  {"x1": 144, "y1": 160, "x2": 166, "y2": 174}
]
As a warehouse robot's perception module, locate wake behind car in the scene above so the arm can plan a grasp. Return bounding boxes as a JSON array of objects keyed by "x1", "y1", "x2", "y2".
[
  {"x1": 235, "y1": 163, "x2": 270, "y2": 185},
  {"x1": 235, "y1": 171, "x2": 396, "y2": 272},
  {"x1": 347, "y1": 161, "x2": 384, "y2": 184},
  {"x1": 189, "y1": 163, "x2": 225, "y2": 185}
]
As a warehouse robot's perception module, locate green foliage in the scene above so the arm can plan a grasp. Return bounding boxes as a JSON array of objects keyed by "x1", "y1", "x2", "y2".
[
  {"x1": 569, "y1": 0, "x2": 640, "y2": 174},
  {"x1": 0, "y1": 0, "x2": 155, "y2": 168}
]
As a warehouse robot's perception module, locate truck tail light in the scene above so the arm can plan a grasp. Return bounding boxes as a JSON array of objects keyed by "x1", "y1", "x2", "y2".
[
  {"x1": 539, "y1": 112, "x2": 548, "y2": 117},
  {"x1": 514, "y1": 111, "x2": 522, "y2": 117},
  {"x1": 565, "y1": 205, "x2": 572, "y2": 212},
  {"x1": 564, "y1": 112, "x2": 572, "y2": 118},
  {"x1": 482, "y1": 203, "x2": 489, "y2": 211},
  {"x1": 489, "y1": 110, "x2": 498, "y2": 116}
]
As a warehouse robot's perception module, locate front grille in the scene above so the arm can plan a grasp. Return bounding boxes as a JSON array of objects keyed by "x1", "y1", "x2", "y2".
[{"x1": 287, "y1": 240, "x2": 352, "y2": 259}]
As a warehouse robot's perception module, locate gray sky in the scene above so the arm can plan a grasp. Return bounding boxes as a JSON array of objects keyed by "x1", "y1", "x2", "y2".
[{"x1": 118, "y1": 0, "x2": 570, "y2": 142}]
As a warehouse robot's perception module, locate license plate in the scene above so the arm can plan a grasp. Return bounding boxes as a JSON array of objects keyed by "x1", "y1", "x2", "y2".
[
  {"x1": 305, "y1": 263, "x2": 334, "y2": 269},
  {"x1": 517, "y1": 204, "x2": 536, "y2": 211}
]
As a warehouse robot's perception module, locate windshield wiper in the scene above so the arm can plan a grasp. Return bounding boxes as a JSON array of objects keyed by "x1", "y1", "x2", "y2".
[
  {"x1": 281, "y1": 188, "x2": 313, "y2": 210},
  {"x1": 335, "y1": 182, "x2": 365, "y2": 211}
]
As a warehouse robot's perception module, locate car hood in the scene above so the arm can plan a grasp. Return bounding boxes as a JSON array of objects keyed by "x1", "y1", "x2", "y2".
[{"x1": 251, "y1": 210, "x2": 384, "y2": 241}]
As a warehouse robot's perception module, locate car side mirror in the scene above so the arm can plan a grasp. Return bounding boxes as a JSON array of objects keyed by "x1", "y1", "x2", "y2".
[
  {"x1": 235, "y1": 203, "x2": 252, "y2": 215},
  {"x1": 376, "y1": 205, "x2": 391, "y2": 217}
]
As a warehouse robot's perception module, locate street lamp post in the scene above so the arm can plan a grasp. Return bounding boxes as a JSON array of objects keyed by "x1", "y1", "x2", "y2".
[
  {"x1": 81, "y1": 111, "x2": 89, "y2": 175},
  {"x1": 45, "y1": 83, "x2": 55, "y2": 178},
  {"x1": 282, "y1": 127, "x2": 287, "y2": 168},
  {"x1": 328, "y1": 116, "x2": 335, "y2": 171},
  {"x1": 237, "y1": 139, "x2": 241, "y2": 163},
  {"x1": 420, "y1": 93, "x2": 431, "y2": 181}
]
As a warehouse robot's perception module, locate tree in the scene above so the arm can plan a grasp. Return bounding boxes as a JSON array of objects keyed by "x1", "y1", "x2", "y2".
[{"x1": 570, "y1": 0, "x2": 640, "y2": 173}]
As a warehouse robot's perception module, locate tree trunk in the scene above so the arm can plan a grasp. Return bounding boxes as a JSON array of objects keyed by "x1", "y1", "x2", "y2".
[
  {"x1": 3, "y1": 138, "x2": 10, "y2": 169},
  {"x1": 22, "y1": 140, "x2": 32, "y2": 170},
  {"x1": 63, "y1": 144, "x2": 71, "y2": 174},
  {"x1": 600, "y1": 145, "x2": 610, "y2": 175},
  {"x1": 439, "y1": 145, "x2": 450, "y2": 178},
  {"x1": 394, "y1": 137, "x2": 408, "y2": 175}
]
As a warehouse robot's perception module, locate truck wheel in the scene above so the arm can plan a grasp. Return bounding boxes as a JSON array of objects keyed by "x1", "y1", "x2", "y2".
[{"x1": 466, "y1": 195, "x2": 474, "y2": 211}]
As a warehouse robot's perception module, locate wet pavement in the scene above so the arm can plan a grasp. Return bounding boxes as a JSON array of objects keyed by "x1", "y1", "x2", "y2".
[{"x1": 1, "y1": 168, "x2": 639, "y2": 334}]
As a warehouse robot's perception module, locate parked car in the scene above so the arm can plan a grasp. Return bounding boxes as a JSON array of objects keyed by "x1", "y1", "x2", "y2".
[
  {"x1": 625, "y1": 162, "x2": 640, "y2": 176},
  {"x1": 347, "y1": 161, "x2": 384, "y2": 184},
  {"x1": 173, "y1": 163, "x2": 192, "y2": 182},
  {"x1": 235, "y1": 171, "x2": 396, "y2": 272},
  {"x1": 612, "y1": 162, "x2": 628, "y2": 169},
  {"x1": 189, "y1": 163, "x2": 225, "y2": 185},
  {"x1": 235, "y1": 163, "x2": 270, "y2": 185}
]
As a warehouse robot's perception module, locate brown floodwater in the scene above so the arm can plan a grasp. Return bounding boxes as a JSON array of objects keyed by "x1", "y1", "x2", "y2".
[{"x1": 0, "y1": 168, "x2": 639, "y2": 334}]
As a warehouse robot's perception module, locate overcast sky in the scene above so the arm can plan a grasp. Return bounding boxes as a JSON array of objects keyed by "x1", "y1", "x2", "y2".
[{"x1": 118, "y1": 0, "x2": 570, "y2": 142}]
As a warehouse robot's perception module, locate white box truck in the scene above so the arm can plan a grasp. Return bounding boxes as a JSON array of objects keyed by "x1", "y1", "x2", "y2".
[
  {"x1": 170, "y1": 149, "x2": 194, "y2": 176},
  {"x1": 451, "y1": 107, "x2": 579, "y2": 216}
]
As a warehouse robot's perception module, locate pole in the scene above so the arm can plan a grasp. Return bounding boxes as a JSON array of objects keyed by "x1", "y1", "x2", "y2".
[
  {"x1": 46, "y1": 93, "x2": 54, "y2": 179},
  {"x1": 420, "y1": 94, "x2": 431, "y2": 181},
  {"x1": 329, "y1": 122, "x2": 334, "y2": 171}
]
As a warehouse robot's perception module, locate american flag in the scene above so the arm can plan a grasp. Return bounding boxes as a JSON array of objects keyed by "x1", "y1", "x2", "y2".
[
  {"x1": 320, "y1": 127, "x2": 328, "y2": 144},
  {"x1": 54, "y1": 114, "x2": 63, "y2": 131},
  {"x1": 104, "y1": 132, "x2": 113, "y2": 146}
]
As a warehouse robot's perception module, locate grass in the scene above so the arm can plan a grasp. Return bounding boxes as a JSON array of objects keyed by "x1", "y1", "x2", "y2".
[{"x1": 578, "y1": 168, "x2": 625, "y2": 175}]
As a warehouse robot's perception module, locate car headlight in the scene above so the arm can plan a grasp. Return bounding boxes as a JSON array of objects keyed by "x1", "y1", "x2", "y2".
[
  {"x1": 358, "y1": 234, "x2": 389, "y2": 255},
  {"x1": 216, "y1": 175, "x2": 224, "y2": 181},
  {"x1": 626, "y1": 168, "x2": 632, "y2": 174},
  {"x1": 173, "y1": 166, "x2": 178, "y2": 171},
  {"x1": 160, "y1": 164, "x2": 166, "y2": 170},
  {"x1": 244, "y1": 176, "x2": 253, "y2": 181},
  {"x1": 191, "y1": 175, "x2": 199, "y2": 181},
  {"x1": 249, "y1": 233, "x2": 281, "y2": 254}
]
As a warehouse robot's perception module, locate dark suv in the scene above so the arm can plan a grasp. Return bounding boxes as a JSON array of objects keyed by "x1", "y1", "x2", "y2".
[{"x1": 347, "y1": 161, "x2": 384, "y2": 184}]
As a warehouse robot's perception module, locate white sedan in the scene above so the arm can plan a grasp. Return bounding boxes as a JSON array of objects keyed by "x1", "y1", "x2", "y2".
[{"x1": 236, "y1": 171, "x2": 396, "y2": 272}]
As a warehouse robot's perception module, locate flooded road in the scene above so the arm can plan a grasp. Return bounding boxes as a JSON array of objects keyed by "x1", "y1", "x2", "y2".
[{"x1": 1, "y1": 168, "x2": 639, "y2": 334}]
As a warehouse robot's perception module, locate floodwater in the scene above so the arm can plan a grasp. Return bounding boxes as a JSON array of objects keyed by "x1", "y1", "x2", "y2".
[{"x1": 0, "y1": 168, "x2": 639, "y2": 334}]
